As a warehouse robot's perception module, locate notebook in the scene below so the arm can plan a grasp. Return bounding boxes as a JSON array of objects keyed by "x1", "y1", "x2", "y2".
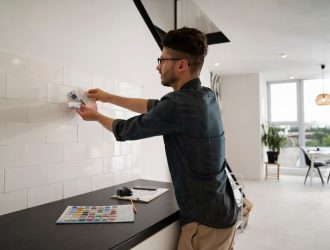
[{"x1": 111, "y1": 188, "x2": 169, "y2": 203}]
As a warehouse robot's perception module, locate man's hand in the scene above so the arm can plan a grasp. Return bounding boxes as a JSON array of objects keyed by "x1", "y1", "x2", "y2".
[
  {"x1": 76, "y1": 105, "x2": 100, "y2": 121},
  {"x1": 76, "y1": 105, "x2": 114, "y2": 131},
  {"x1": 87, "y1": 88, "x2": 111, "y2": 102},
  {"x1": 86, "y1": 88, "x2": 148, "y2": 114}
]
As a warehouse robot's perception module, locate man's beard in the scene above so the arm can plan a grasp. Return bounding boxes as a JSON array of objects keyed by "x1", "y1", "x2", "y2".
[{"x1": 161, "y1": 71, "x2": 177, "y2": 87}]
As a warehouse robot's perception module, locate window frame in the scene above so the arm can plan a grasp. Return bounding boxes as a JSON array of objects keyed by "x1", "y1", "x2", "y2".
[{"x1": 267, "y1": 79, "x2": 305, "y2": 167}]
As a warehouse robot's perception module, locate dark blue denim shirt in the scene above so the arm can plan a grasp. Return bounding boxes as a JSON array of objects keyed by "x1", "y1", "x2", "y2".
[{"x1": 113, "y1": 78, "x2": 238, "y2": 228}]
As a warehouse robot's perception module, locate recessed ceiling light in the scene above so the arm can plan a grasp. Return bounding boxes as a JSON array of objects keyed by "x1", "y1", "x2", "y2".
[
  {"x1": 290, "y1": 76, "x2": 294, "y2": 79},
  {"x1": 214, "y1": 62, "x2": 219, "y2": 66},
  {"x1": 280, "y1": 53, "x2": 287, "y2": 58}
]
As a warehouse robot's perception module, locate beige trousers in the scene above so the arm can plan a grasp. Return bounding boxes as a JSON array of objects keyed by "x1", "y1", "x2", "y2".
[{"x1": 177, "y1": 222, "x2": 236, "y2": 250}]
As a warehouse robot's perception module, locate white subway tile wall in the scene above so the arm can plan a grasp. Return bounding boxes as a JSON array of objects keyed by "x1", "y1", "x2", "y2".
[
  {"x1": 46, "y1": 159, "x2": 103, "y2": 184},
  {"x1": 62, "y1": 142, "x2": 90, "y2": 161},
  {"x1": 0, "y1": 52, "x2": 27, "y2": 78},
  {"x1": 63, "y1": 177, "x2": 92, "y2": 199},
  {"x1": 5, "y1": 123, "x2": 46, "y2": 145},
  {"x1": 46, "y1": 123, "x2": 77, "y2": 143},
  {"x1": 28, "y1": 102, "x2": 67, "y2": 123},
  {"x1": 28, "y1": 183, "x2": 63, "y2": 208},
  {"x1": 91, "y1": 173, "x2": 115, "y2": 191},
  {"x1": 78, "y1": 122, "x2": 103, "y2": 143},
  {"x1": 0, "y1": 99, "x2": 28, "y2": 122},
  {"x1": 0, "y1": 71, "x2": 5, "y2": 97},
  {"x1": 6, "y1": 76, "x2": 46, "y2": 101},
  {"x1": 0, "y1": 190, "x2": 27, "y2": 215},
  {"x1": 0, "y1": 145, "x2": 26, "y2": 169},
  {"x1": 89, "y1": 142, "x2": 114, "y2": 159},
  {"x1": 0, "y1": 51, "x2": 142, "y2": 215},
  {"x1": 26, "y1": 144, "x2": 62, "y2": 165},
  {"x1": 27, "y1": 59, "x2": 63, "y2": 83},
  {"x1": 0, "y1": 124, "x2": 4, "y2": 145},
  {"x1": 5, "y1": 166, "x2": 47, "y2": 192},
  {"x1": 64, "y1": 67, "x2": 92, "y2": 89},
  {"x1": 0, "y1": 170, "x2": 4, "y2": 193},
  {"x1": 91, "y1": 74, "x2": 106, "y2": 89},
  {"x1": 114, "y1": 169, "x2": 133, "y2": 185},
  {"x1": 47, "y1": 83, "x2": 74, "y2": 103}
]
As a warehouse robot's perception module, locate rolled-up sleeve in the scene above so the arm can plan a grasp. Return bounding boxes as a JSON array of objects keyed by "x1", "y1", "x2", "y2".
[
  {"x1": 147, "y1": 99, "x2": 159, "y2": 111},
  {"x1": 112, "y1": 96, "x2": 179, "y2": 141},
  {"x1": 112, "y1": 119, "x2": 124, "y2": 141}
]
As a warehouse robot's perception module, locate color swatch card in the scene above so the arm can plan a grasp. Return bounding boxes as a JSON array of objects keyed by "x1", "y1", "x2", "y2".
[{"x1": 56, "y1": 205, "x2": 134, "y2": 224}]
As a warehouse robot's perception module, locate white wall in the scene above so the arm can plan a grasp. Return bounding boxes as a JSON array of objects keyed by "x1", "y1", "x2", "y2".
[
  {"x1": 0, "y1": 0, "x2": 171, "y2": 215},
  {"x1": 259, "y1": 73, "x2": 268, "y2": 175},
  {"x1": 220, "y1": 74, "x2": 263, "y2": 180}
]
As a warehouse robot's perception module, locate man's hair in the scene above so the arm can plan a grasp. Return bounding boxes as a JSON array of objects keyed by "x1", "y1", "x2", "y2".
[{"x1": 162, "y1": 27, "x2": 208, "y2": 74}]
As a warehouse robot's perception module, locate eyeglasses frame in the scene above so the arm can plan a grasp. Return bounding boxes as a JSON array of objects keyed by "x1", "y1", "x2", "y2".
[{"x1": 157, "y1": 57, "x2": 182, "y2": 65}]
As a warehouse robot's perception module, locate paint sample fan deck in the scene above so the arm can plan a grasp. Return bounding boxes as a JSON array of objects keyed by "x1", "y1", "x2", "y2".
[{"x1": 56, "y1": 205, "x2": 134, "y2": 224}]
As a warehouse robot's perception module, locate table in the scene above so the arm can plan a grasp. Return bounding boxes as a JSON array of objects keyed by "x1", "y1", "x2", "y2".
[
  {"x1": 264, "y1": 162, "x2": 280, "y2": 180},
  {"x1": 0, "y1": 179, "x2": 180, "y2": 250},
  {"x1": 308, "y1": 149, "x2": 330, "y2": 186}
]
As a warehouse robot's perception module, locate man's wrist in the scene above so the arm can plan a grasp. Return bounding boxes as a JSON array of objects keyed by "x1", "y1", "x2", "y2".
[
  {"x1": 96, "y1": 112, "x2": 106, "y2": 122},
  {"x1": 96, "y1": 113, "x2": 114, "y2": 131},
  {"x1": 106, "y1": 93, "x2": 113, "y2": 103}
]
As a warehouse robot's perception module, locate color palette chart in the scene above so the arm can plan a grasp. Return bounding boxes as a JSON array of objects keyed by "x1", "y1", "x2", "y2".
[{"x1": 56, "y1": 205, "x2": 134, "y2": 224}]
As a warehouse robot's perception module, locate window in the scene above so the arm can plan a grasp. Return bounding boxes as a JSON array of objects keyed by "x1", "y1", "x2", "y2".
[
  {"x1": 304, "y1": 79, "x2": 330, "y2": 147},
  {"x1": 268, "y1": 78, "x2": 330, "y2": 169},
  {"x1": 270, "y1": 82, "x2": 297, "y2": 122},
  {"x1": 304, "y1": 79, "x2": 330, "y2": 124},
  {"x1": 268, "y1": 81, "x2": 300, "y2": 168},
  {"x1": 277, "y1": 125, "x2": 300, "y2": 168}
]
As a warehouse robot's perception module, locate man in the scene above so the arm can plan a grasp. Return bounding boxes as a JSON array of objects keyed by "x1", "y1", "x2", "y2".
[{"x1": 77, "y1": 27, "x2": 238, "y2": 250}]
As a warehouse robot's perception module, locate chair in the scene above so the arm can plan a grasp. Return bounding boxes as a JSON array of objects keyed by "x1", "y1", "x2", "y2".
[
  {"x1": 301, "y1": 148, "x2": 327, "y2": 186},
  {"x1": 326, "y1": 160, "x2": 330, "y2": 184}
]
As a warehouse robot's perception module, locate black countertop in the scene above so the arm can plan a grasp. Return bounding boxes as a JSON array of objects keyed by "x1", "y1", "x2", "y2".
[{"x1": 0, "y1": 179, "x2": 180, "y2": 250}]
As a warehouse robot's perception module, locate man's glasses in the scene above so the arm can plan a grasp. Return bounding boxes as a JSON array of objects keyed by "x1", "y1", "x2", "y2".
[{"x1": 157, "y1": 58, "x2": 182, "y2": 65}]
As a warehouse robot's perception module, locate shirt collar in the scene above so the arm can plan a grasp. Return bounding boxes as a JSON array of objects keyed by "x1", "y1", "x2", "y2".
[{"x1": 180, "y1": 78, "x2": 201, "y2": 90}]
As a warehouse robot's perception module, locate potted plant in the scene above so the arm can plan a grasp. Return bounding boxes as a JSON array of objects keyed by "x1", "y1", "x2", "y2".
[{"x1": 261, "y1": 123, "x2": 286, "y2": 163}]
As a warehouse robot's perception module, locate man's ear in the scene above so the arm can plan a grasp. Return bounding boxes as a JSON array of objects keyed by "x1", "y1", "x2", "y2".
[{"x1": 178, "y1": 59, "x2": 189, "y2": 71}]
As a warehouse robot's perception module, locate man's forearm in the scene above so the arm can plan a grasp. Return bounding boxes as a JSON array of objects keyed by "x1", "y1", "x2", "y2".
[{"x1": 96, "y1": 113, "x2": 114, "y2": 132}]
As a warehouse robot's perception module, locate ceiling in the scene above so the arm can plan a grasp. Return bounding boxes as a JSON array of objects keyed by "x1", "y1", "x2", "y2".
[
  {"x1": 192, "y1": 0, "x2": 330, "y2": 81},
  {"x1": 1, "y1": 0, "x2": 329, "y2": 83}
]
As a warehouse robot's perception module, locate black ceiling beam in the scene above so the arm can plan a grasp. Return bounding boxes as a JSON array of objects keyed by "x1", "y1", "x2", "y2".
[
  {"x1": 206, "y1": 32, "x2": 230, "y2": 45},
  {"x1": 133, "y1": 0, "x2": 163, "y2": 50},
  {"x1": 133, "y1": 0, "x2": 230, "y2": 49}
]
